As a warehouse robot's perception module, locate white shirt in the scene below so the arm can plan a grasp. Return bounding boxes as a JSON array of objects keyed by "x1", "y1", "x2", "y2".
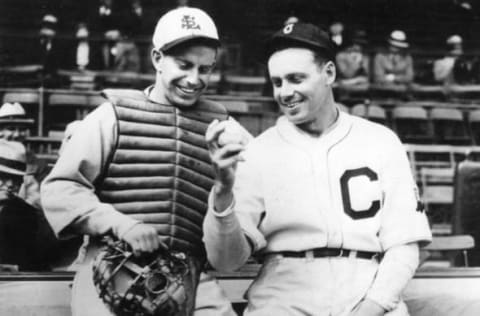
[{"x1": 225, "y1": 112, "x2": 431, "y2": 253}]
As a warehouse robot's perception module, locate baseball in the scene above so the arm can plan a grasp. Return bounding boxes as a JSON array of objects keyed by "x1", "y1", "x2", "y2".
[{"x1": 217, "y1": 119, "x2": 248, "y2": 147}]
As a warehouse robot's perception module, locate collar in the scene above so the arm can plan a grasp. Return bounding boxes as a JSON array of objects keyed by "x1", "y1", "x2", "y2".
[{"x1": 276, "y1": 107, "x2": 353, "y2": 152}]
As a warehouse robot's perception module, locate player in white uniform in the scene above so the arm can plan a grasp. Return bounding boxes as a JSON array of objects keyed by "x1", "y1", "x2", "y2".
[{"x1": 203, "y1": 22, "x2": 432, "y2": 316}]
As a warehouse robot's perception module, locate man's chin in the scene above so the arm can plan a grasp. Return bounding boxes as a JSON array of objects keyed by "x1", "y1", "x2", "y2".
[
  {"x1": 174, "y1": 96, "x2": 198, "y2": 107},
  {"x1": 285, "y1": 113, "x2": 306, "y2": 125}
]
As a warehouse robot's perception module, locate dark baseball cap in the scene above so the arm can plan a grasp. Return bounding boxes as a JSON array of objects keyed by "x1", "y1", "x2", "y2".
[{"x1": 266, "y1": 22, "x2": 335, "y2": 61}]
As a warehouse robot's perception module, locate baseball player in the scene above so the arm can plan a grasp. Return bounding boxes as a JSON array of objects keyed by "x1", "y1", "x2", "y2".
[
  {"x1": 41, "y1": 7, "x2": 236, "y2": 316},
  {"x1": 204, "y1": 22, "x2": 432, "y2": 316}
]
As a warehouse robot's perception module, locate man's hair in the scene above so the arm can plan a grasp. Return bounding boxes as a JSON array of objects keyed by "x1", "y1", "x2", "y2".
[{"x1": 162, "y1": 38, "x2": 219, "y2": 56}]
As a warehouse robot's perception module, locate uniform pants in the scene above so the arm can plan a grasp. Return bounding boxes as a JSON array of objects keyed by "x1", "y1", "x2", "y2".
[
  {"x1": 244, "y1": 254, "x2": 409, "y2": 316},
  {"x1": 70, "y1": 242, "x2": 236, "y2": 316}
]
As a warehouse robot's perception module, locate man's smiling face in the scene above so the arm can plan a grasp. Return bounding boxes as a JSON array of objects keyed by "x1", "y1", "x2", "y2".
[
  {"x1": 269, "y1": 47, "x2": 334, "y2": 126},
  {"x1": 154, "y1": 45, "x2": 217, "y2": 107}
]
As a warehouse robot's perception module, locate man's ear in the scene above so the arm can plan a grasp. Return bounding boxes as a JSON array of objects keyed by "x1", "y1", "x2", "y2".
[
  {"x1": 324, "y1": 61, "x2": 336, "y2": 85},
  {"x1": 151, "y1": 49, "x2": 163, "y2": 72}
]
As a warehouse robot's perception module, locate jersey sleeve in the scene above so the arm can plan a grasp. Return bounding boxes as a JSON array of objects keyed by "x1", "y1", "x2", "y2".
[
  {"x1": 231, "y1": 144, "x2": 268, "y2": 252},
  {"x1": 41, "y1": 103, "x2": 140, "y2": 239},
  {"x1": 378, "y1": 134, "x2": 432, "y2": 250}
]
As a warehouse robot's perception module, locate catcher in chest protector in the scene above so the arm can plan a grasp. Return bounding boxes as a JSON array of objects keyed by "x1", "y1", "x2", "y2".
[{"x1": 41, "y1": 6, "x2": 240, "y2": 316}]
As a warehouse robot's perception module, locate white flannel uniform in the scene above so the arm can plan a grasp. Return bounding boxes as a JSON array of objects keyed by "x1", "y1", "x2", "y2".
[{"x1": 228, "y1": 111, "x2": 432, "y2": 315}]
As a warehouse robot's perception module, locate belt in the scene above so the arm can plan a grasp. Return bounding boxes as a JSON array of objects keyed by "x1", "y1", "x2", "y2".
[{"x1": 267, "y1": 248, "x2": 379, "y2": 260}]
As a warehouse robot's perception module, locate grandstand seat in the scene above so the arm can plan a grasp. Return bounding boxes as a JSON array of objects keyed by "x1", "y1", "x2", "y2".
[
  {"x1": 423, "y1": 235, "x2": 475, "y2": 267},
  {"x1": 223, "y1": 75, "x2": 266, "y2": 97},
  {"x1": 333, "y1": 83, "x2": 370, "y2": 105},
  {"x1": 205, "y1": 72, "x2": 221, "y2": 94},
  {"x1": 420, "y1": 167, "x2": 455, "y2": 230},
  {"x1": 452, "y1": 159, "x2": 480, "y2": 266},
  {"x1": 392, "y1": 106, "x2": 433, "y2": 144},
  {"x1": 221, "y1": 100, "x2": 249, "y2": 113},
  {"x1": 350, "y1": 103, "x2": 387, "y2": 125},
  {"x1": 468, "y1": 109, "x2": 480, "y2": 145},
  {"x1": 47, "y1": 93, "x2": 86, "y2": 134},
  {"x1": 25, "y1": 136, "x2": 62, "y2": 155},
  {"x1": 410, "y1": 84, "x2": 446, "y2": 101},
  {"x1": 2, "y1": 90, "x2": 41, "y2": 135},
  {"x1": 448, "y1": 84, "x2": 480, "y2": 101},
  {"x1": 430, "y1": 108, "x2": 471, "y2": 145},
  {"x1": 405, "y1": 144, "x2": 459, "y2": 179},
  {"x1": 47, "y1": 93, "x2": 104, "y2": 135}
]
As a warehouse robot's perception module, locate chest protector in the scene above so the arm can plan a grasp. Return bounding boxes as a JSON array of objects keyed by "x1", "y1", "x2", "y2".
[{"x1": 97, "y1": 89, "x2": 227, "y2": 256}]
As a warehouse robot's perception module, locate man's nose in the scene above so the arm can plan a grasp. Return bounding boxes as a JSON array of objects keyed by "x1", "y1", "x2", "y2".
[
  {"x1": 0, "y1": 179, "x2": 14, "y2": 190},
  {"x1": 185, "y1": 68, "x2": 201, "y2": 86},
  {"x1": 279, "y1": 84, "x2": 294, "y2": 101}
]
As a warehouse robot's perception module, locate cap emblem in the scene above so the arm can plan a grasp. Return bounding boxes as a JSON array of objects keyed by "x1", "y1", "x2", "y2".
[
  {"x1": 181, "y1": 15, "x2": 201, "y2": 30},
  {"x1": 283, "y1": 23, "x2": 294, "y2": 34}
]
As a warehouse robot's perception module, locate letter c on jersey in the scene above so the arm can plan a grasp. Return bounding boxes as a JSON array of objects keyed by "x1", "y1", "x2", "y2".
[{"x1": 340, "y1": 167, "x2": 380, "y2": 220}]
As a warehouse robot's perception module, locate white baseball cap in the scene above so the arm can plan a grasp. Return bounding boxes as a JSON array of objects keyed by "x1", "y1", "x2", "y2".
[{"x1": 152, "y1": 7, "x2": 219, "y2": 51}]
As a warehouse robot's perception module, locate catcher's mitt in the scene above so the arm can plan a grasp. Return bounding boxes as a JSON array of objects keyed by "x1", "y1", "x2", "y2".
[{"x1": 92, "y1": 236, "x2": 192, "y2": 316}]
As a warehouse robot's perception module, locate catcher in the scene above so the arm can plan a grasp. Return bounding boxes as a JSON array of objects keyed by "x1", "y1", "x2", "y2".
[{"x1": 41, "y1": 7, "x2": 240, "y2": 316}]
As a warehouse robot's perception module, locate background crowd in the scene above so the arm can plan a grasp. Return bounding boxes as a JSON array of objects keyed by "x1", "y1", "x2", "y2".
[{"x1": 1, "y1": 0, "x2": 480, "y2": 91}]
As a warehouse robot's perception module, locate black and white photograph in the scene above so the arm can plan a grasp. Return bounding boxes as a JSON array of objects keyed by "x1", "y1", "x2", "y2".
[{"x1": 1, "y1": 0, "x2": 480, "y2": 315}]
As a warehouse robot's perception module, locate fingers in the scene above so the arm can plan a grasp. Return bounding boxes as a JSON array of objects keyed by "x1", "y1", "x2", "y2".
[
  {"x1": 211, "y1": 142, "x2": 245, "y2": 168},
  {"x1": 122, "y1": 224, "x2": 164, "y2": 256},
  {"x1": 205, "y1": 119, "x2": 225, "y2": 150}
]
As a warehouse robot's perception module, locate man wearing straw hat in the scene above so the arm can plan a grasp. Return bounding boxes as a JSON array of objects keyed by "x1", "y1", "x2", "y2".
[
  {"x1": 0, "y1": 102, "x2": 47, "y2": 210},
  {"x1": 0, "y1": 140, "x2": 55, "y2": 271},
  {"x1": 373, "y1": 30, "x2": 414, "y2": 85}
]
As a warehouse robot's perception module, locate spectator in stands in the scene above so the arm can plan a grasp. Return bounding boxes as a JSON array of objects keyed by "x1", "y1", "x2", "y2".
[
  {"x1": 128, "y1": 0, "x2": 145, "y2": 36},
  {"x1": 96, "y1": 0, "x2": 117, "y2": 33},
  {"x1": 71, "y1": 22, "x2": 103, "y2": 71},
  {"x1": 41, "y1": 7, "x2": 238, "y2": 316},
  {"x1": 0, "y1": 140, "x2": 56, "y2": 271},
  {"x1": 101, "y1": 29, "x2": 120, "y2": 69},
  {"x1": 0, "y1": 102, "x2": 48, "y2": 210},
  {"x1": 329, "y1": 21, "x2": 345, "y2": 49},
  {"x1": 373, "y1": 30, "x2": 414, "y2": 85},
  {"x1": 74, "y1": 23, "x2": 91, "y2": 71},
  {"x1": 101, "y1": 29, "x2": 141, "y2": 72},
  {"x1": 112, "y1": 30, "x2": 141, "y2": 72},
  {"x1": 443, "y1": 34, "x2": 480, "y2": 85},
  {"x1": 37, "y1": 14, "x2": 61, "y2": 86},
  {"x1": 0, "y1": 102, "x2": 31, "y2": 141},
  {"x1": 90, "y1": 0, "x2": 127, "y2": 70},
  {"x1": 336, "y1": 29, "x2": 370, "y2": 86},
  {"x1": 433, "y1": 35, "x2": 464, "y2": 84}
]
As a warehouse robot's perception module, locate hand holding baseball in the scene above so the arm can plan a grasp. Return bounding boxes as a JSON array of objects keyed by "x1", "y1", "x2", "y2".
[
  {"x1": 216, "y1": 117, "x2": 251, "y2": 147},
  {"x1": 206, "y1": 118, "x2": 252, "y2": 212}
]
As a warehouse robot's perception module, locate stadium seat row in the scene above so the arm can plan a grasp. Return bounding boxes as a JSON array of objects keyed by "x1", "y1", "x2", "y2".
[{"x1": 340, "y1": 102, "x2": 480, "y2": 146}]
